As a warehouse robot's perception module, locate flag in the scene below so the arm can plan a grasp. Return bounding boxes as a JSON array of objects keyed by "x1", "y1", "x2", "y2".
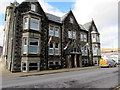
[
  {"x1": 48, "y1": 36, "x2": 52, "y2": 46},
  {"x1": 64, "y1": 41, "x2": 70, "y2": 50},
  {"x1": 83, "y1": 43, "x2": 90, "y2": 50}
]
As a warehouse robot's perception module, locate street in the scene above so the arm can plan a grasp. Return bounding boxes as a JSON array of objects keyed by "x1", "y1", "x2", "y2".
[{"x1": 2, "y1": 67, "x2": 119, "y2": 88}]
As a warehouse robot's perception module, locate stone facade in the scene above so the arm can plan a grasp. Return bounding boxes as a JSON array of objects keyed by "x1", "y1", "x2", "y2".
[{"x1": 3, "y1": 0, "x2": 101, "y2": 72}]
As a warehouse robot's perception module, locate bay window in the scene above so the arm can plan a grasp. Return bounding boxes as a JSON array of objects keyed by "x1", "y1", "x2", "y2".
[
  {"x1": 23, "y1": 38, "x2": 27, "y2": 54},
  {"x1": 24, "y1": 17, "x2": 29, "y2": 29},
  {"x1": 92, "y1": 34, "x2": 96, "y2": 42},
  {"x1": 29, "y1": 38, "x2": 39, "y2": 54},
  {"x1": 30, "y1": 18, "x2": 39, "y2": 30},
  {"x1": 93, "y1": 45, "x2": 97, "y2": 55}
]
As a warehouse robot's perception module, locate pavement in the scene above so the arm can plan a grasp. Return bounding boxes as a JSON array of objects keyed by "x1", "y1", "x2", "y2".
[{"x1": 2, "y1": 66, "x2": 99, "y2": 78}]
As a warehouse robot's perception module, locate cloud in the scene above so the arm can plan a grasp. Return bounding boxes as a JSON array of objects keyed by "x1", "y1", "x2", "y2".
[
  {"x1": 0, "y1": 0, "x2": 118, "y2": 48},
  {"x1": 72, "y1": 0, "x2": 118, "y2": 48}
]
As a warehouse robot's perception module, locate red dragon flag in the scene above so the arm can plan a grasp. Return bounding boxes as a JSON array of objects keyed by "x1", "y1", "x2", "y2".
[
  {"x1": 64, "y1": 41, "x2": 70, "y2": 50},
  {"x1": 48, "y1": 36, "x2": 52, "y2": 46}
]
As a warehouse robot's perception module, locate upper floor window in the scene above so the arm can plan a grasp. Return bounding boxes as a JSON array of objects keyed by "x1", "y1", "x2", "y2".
[
  {"x1": 70, "y1": 17, "x2": 73, "y2": 23},
  {"x1": 84, "y1": 34, "x2": 87, "y2": 42},
  {"x1": 24, "y1": 17, "x2": 29, "y2": 29},
  {"x1": 31, "y1": 4, "x2": 36, "y2": 11},
  {"x1": 54, "y1": 27, "x2": 59, "y2": 37},
  {"x1": 49, "y1": 25, "x2": 60, "y2": 37},
  {"x1": 29, "y1": 38, "x2": 39, "y2": 54},
  {"x1": 49, "y1": 25, "x2": 54, "y2": 36},
  {"x1": 68, "y1": 31, "x2": 72, "y2": 38},
  {"x1": 30, "y1": 18, "x2": 39, "y2": 30},
  {"x1": 73, "y1": 31, "x2": 76, "y2": 39},
  {"x1": 80, "y1": 33, "x2": 84, "y2": 41},
  {"x1": 68, "y1": 31, "x2": 76, "y2": 39}
]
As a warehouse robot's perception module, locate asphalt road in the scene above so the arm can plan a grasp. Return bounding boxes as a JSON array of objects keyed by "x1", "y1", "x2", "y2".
[{"x1": 2, "y1": 67, "x2": 119, "y2": 89}]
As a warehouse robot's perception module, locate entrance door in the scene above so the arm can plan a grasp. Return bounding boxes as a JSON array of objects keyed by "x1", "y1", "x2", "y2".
[
  {"x1": 76, "y1": 55, "x2": 80, "y2": 67},
  {"x1": 71, "y1": 55, "x2": 75, "y2": 67}
]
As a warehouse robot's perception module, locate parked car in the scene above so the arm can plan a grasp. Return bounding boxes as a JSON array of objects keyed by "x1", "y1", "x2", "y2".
[{"x1": 99, "y1": 58, "x2": 117, "y2": 68}]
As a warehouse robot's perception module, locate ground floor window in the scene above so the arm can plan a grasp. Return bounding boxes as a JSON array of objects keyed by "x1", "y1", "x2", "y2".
[
  {"x1": 22, "y1": 62, "x2": 26, "y2": 71},
  {"x1": 29, "y1": 63, "x2": 38, "y2": 71}
]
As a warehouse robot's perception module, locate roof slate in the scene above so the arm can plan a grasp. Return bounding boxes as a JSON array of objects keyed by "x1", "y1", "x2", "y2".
[
  {"x1": 79, "y1": 24, "x2": 88, "y2": 31},
  {"x1": 83, "y1": 21, "x2": 92, "y2": 30},
  {"x1": 45, "y1": 13, "x2": 62, "y2": 23}
]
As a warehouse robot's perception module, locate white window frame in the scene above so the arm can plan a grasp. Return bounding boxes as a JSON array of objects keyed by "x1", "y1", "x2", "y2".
[
  {"x1": 68, "y1": 31, "x2": 72, "y2": 38},
  {"x1": 31, "y1": 4, "x2": 36, "y2": 11},
  {"x1": 55, "y1": 43, "x2": 59, "y2": 55},
  {"x1": 81, "y1": 33, "x2": 84, "y2": 41},
  {"x1": 30, "y1": 17, "x2": 40, "y2": 31},
  {"x1": 24, "y1": 17, "x2": 29, "y2": 29},
  {"x1": 49, "y1": 25, "x2": 54, "y2": 36},
  {"x1": 73, "y1": 31, "x2": 76, "y2": 39},
  {"x1": 84, "y1": 34, "x2": 87, "y2": 42},
  {"x1": 93, "y1": 45, "x2": 97, "y2": 55},
  {"x1": 54, "y1": 27, "x2": 59, "y2": 37},
  {"x1": 49, "y1": 43, "x2": 54, "y2": 55},
  {"x1": 92, "y1": 34, "x2": 96, "y2": 42},
  {"x1": 29, "y1": 38, "x2": 39, "y2": 54},
  {"x1": 70, "y1": 17, "x2": 73, "y2": 23},
  {"x1": 23, "y1": 38, "x2": 27, "y2": 54}
]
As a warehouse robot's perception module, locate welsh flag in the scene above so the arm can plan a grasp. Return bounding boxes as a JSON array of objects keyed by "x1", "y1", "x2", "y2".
[
  {"x1": 64, "y1": 41, "x2": 70, "y2": 50},
  {"x1": 85, "y1": 43, "x2": 90, "y2": 50},
  {"x1": 48, "y1": 36, "x2": 52, "y2": 46}
]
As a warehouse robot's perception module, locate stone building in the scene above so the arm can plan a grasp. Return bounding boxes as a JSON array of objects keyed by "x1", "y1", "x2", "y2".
[{"x1": 2, "y1": 0, "x2": 101, "y2": 72}]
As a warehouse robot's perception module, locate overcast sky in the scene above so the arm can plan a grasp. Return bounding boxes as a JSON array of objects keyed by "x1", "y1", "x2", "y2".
[{"x1": 0, "y1": 0, "x2": 118, "y2": 49}]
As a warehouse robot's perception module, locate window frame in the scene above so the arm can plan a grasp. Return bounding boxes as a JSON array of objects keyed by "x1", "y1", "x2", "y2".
[
  {"x1": 70, "y1": 17, "x2": 73, "y2": 23},
  {"x1": 80, "y1": 33, "x2": 84, "y2": 41},
  {"x1": 30, "y1": 17, "x2": 40, "y2": 31},
  {"x1": 23, "y1": 17, "x2": 29, "y2": 30},
  {"x1": 55, "y1": 43, "x2": 59, "y2": 55},
  {"x1": 29, "y1": 38, "x2": 39, "y2": 54},
  {"x1": 49, "y1": 42, "x2": 54, "y2": 55},
  {"x1": 49, "y1": 25, "x2": 54, "y2": 36},
  {"x1": 54, "y1": 27, "x2": 59, "y2": 37},
  {"x1": 68, "y1": 31, "x2": 72, "y2": 38},
  {"x1": 84, "y1": 34, "x2": 87, "y2": 42},
  {"x1": 23, "y1": 37, "x2": 28, "y2": 54},
  {"x1": 73, "y1": 31, "x2": 76, "y2": 39},
  {"x1": 31, "y1": 4, "x2": 36, "y2": 12}
]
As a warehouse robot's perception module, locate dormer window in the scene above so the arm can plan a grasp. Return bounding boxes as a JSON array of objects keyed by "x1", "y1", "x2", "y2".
[
  {"x1": 70, "y1": 17, "x2": 73, "y2": 23},
  {"x1": 31, "y1": 4, "x2": 36, "y2": 11}
]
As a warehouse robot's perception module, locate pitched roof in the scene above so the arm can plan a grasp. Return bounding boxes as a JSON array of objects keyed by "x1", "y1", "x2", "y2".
[
  {"x1": 45, "y1": 13, "x2": 62, "y2": 23},
  {"x1": 79, "y1": 24, "x2": 88, "y2": 31},
  {"x1": 83, "y1": 21, "x2": 92, "y2": 30},
  {"x1": 61, "y1": 10, "x2": 70, "y2": 21}
]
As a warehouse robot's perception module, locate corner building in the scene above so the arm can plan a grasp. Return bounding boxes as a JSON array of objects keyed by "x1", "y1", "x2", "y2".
[{"x1": 2, "y1": 0, "x2": 101, "y2": 72}]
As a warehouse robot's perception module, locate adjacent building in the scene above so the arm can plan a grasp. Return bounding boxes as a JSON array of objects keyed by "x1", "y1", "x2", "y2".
[{"x1": 2, "y1": 0, "x2": 101, "y2": 72}]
